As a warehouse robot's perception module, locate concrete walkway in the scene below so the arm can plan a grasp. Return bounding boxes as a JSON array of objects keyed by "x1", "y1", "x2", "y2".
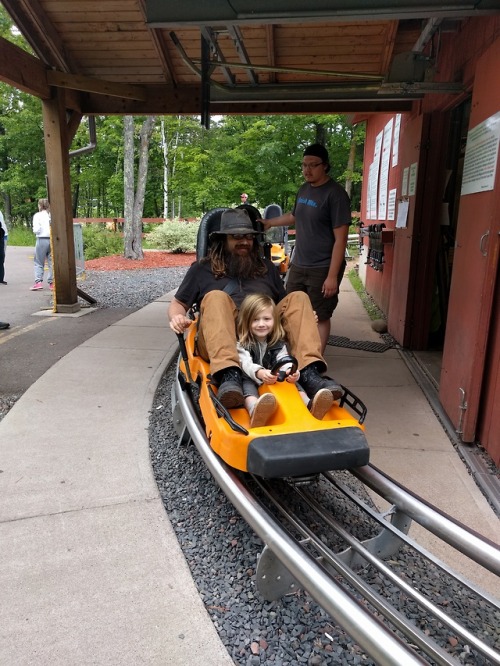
[
  {"x1": 0, "y1": 289, "x2": 233, "y2": 665},
  {"x1": 0, "y1": 274, "x2": 498, "y2": 664}
]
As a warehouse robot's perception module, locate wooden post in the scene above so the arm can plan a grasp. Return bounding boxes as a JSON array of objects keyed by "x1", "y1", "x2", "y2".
[{"x1": 42, "y1": 88, "x2": 80, "y2": 313}]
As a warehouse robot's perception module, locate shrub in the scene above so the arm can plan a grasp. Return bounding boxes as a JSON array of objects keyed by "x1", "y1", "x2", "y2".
[
  {"x1": 146, "y1": 220, "x2": 199, "y2": 253},
  {"x1": 5, "y1": 220, "x2": 36, "y2": 246},
  {"x1": 82, "y1": 224, "x2": 123, "y2": 260}
]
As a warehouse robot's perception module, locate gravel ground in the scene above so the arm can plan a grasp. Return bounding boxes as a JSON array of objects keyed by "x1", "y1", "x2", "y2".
[
  {"x1": 150, "y1": 365, "x2": 500, "y2": 666},
  {"x1": 0, "y1": 393, "x2": 22, "y2": 423},
  {"x1": 81, "y1": 267, "x2": 189, "y2": 309}
]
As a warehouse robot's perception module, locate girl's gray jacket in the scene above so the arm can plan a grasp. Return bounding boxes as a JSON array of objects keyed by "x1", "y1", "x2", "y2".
[{"x1": 236, "y1": 340, "x2": 291, "y2": 384}]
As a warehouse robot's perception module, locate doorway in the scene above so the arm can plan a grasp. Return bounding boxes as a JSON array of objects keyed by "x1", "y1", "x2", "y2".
[{"x1": 413, "y1": 99, "x2": 471, "y2": 389}]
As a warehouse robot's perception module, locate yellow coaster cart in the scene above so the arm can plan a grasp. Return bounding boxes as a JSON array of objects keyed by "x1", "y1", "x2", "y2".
[{"x1": 173, "y1": 206, "x2": 370, "y2": 479}]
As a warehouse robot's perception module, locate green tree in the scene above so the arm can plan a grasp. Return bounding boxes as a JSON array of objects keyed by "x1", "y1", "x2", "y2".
[
  {"x1": 123, "y1": 115, "x2": 155, "y2": 259},
  {"x1": 69, "y1": 116, "x2": 128, "y2": 218},
  {"x1": 0, "y1": 5, "x2": 39, "y2": 222},
  {"x1": 0, "y1": 87, "x2": 46, "y2": 222}
]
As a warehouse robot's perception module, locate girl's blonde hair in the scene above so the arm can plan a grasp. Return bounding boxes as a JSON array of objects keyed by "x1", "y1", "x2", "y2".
[{"x1": 237, "y1": 294, "x2": 285, "y2": 348}]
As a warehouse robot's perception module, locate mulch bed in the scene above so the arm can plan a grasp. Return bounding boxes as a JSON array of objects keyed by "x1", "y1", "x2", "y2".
[{"x1": 85, "y1": 251, "x2": 196, "y2": 270}]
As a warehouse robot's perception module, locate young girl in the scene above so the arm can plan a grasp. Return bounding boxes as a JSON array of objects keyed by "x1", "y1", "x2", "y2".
[{"x1": 236, "y1": 293, "x2": 333, "y2": 427}]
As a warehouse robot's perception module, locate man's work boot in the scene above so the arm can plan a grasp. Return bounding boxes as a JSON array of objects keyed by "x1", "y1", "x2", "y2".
[
  {"x1": 300, "y1": 363, "x2": 343, "y2": 401},
  {"x1": 214, "y1": 366, "x2": 244, "y2": 408}
]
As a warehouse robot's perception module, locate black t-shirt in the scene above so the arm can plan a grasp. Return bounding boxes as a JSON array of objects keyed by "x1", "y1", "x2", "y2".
[
  {"x1": 292, "y1": 179, "x2": 351, "y2": 267},
  {"x1": 175, "y1": 259, "x2": 286, "y2": 309}
]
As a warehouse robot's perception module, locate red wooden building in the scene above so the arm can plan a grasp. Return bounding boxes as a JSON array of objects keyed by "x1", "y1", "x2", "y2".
[{"x1": 357, "y1": 21, "x2": 500, "y2": 464}]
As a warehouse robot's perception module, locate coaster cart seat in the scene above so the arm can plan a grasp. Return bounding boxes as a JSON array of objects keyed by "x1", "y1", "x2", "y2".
[
  {"x1": 173, "y1": 206, "x2": 370, "y2": 479},
  {"x1": 262, "y1": 204, "x2": 291, "y2": 280},
  {"x1": 195, "y1": 204, "x2": 263, "y2": 261}
]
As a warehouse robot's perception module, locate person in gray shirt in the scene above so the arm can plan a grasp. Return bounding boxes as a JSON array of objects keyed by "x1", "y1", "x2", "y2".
[{"x1": 262, "y1": 144, "x2": 351, "y2": 353}]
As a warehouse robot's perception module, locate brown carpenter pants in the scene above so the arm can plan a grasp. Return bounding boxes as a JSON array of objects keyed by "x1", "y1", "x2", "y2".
[{"x1": 196, "y1": 290, "x2": 326, "y2": 377}]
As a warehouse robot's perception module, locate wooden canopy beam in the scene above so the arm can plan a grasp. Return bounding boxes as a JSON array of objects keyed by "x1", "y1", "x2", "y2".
[
  {"x1": 80, "y1": 84, "x2": 414, "y2": 115},
  {"x1": 47, "y1": 71, "x2": 147, "y2": 101},
  {"x1": 0, "y1": 37, "x2": 50, "y2": 98}
]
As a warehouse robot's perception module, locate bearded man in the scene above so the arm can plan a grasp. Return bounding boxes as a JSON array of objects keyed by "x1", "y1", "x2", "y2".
[{"x1": 168, "y1": 208, "x2": 342, "y2": 408}]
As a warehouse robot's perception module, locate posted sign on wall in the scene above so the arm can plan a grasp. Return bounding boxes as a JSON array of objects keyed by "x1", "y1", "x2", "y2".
[{"x1": 461, "y1": 111, "x2": 500, "y2": 196}]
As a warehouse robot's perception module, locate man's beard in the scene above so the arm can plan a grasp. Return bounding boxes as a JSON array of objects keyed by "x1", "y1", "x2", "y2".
[{"x1": 226, "y1": 249, "x2": 260, "y2": 279}]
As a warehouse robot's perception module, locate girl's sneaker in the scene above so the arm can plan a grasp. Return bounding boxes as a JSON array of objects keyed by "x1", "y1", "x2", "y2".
[
  {"x1": 30, "y1": 282, "x2": 43, "y2": 290},
  {"x1": 250, "y1": 393, "x2": 277, "y2": 428}
]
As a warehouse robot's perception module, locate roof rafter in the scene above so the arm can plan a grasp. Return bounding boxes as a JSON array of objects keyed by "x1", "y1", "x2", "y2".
[
  {"x1": 1, "y1": 0, "x2": 75, "y2": 72},
  {"x1": 138, "y1": 0, "x2": 178, "y2": 85}
]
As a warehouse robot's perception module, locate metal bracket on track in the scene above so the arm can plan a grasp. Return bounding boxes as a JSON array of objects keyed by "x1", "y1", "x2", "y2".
[
  {"x1": 256, "y1": 506, "x2": 412, "y2": 601},
  {"x1": 171, "y1": 385, "x2": 185, "y2": 438},
  {"x1": 256, "y1": 544, "x2": 301, "y2": 601},
  {"x1": 336, "y1": 505, "x2": 412, "y2": 568}
]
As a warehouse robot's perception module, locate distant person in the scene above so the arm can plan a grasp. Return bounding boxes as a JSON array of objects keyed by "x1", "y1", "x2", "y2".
[
  {"x1": 30, "y1": 198, "x2": 53, "y2": 291},
  {"x1": 0, "y1": 209, "x2": 7, "y2": 285},
  {"x1": 236, "y1": 293, "x2": 334, "y2": 427},
  {"x1": 262, "y1": 144, "x2": 351, "y2": 353},
  {"x1": 240, "y1": 193, "x2": 249, "y2": 205}
]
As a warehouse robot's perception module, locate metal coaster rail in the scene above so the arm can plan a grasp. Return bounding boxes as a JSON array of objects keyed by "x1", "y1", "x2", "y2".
[
  {"x1": 172, "y1": 362, "x2": 500, "y2": 665},
  {"x1": 253, "y1": 474, "x2": 500, "y2": 665}
]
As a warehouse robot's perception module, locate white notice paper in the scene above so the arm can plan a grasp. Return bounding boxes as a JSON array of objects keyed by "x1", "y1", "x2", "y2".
[
  {"x1": 402, "y1": 167, "x2": 409, "y2": 196},
  {"x1": 378, "y1": 118, "x2": 394, "y2": 220},
  {"x1": 388, "y1": 189, "x2": 397, "y2": 220},
  {"x1": 392, "y1": 114, "x2": 401, "y2": 167},
  {"x1": 396, "y1": 200, "x2": 409, "y2": 228},
  {"x1": 370, "y1": 130, "x2": 383, "y2": 219},
  {"x1": 461, "y1": 111, "x2": 500, "y2": 195},
  {"x1": 408, "y1": 162, "x2": 418, "y2": 196}
]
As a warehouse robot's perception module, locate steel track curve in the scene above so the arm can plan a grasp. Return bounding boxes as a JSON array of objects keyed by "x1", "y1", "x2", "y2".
[{"x1": 171, "y1": 369, "x2": 500, "y2": 666}]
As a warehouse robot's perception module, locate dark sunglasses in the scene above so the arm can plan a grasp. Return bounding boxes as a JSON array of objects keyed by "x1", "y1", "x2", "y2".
[{"x1": 228, "y1": 233, "x2": 255, "y2": 240}]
